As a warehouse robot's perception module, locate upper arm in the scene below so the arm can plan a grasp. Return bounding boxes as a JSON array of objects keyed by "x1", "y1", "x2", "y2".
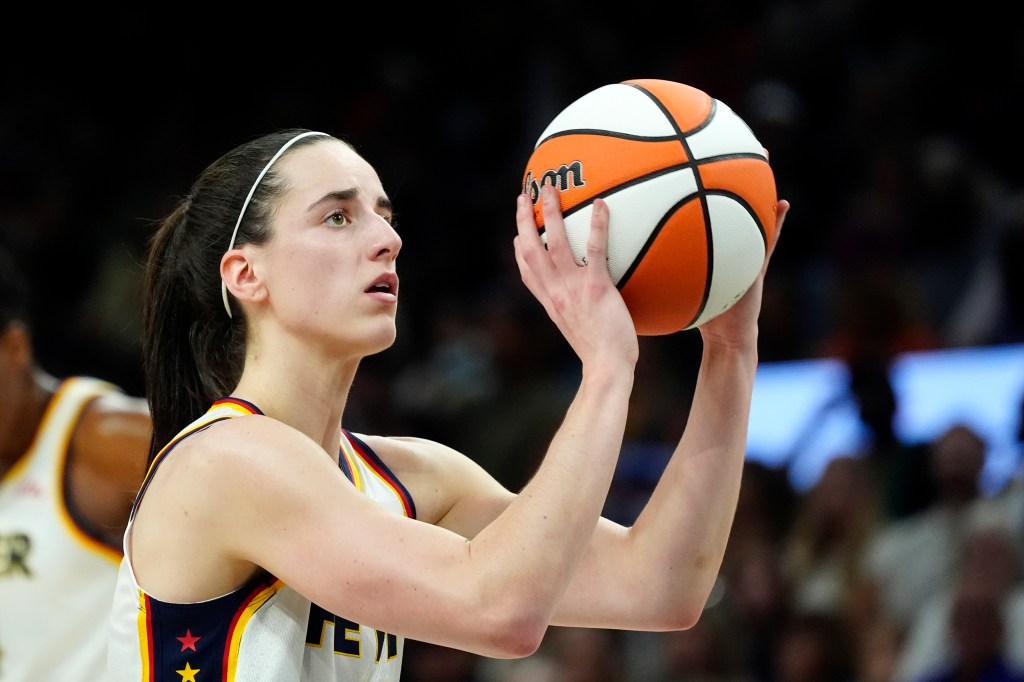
[
  {"x1": 358, "y1": 435, "x2": 650, "y2": 630},
  {"x1": 356, "y1": 434, "x2": 516, "y2": 538},
  {"x1": 138, "y1": 423, "x2": 523, "y2": 650},
  {"x1": 69, "y1": 392, "x2": 152, "y2": 545}
]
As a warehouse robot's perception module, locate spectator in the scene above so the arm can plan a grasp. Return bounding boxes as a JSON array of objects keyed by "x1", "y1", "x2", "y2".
[
  {"x1": 847, "y1": 354, "x2": 933, "y2": 520},
  {"x1": 773, "y1": 611, "x2": 855, "y2": 682},
  {"x1": 855, "y1": 616, "x2": 904, "y2": 682},
  {"x1": 655, "y1": 610, "x2": 745, "y2": 681},
  {"x1": 897, "y1": 511, "x2": 1024, "y2": 681},
  {"x1": 719, "y1": 537, "x2": 794, "y2": 681},
  {"x1": 858, "y1": 423, "x2": 990, "y2": 629},
  {"x1": 912, "y1": 583, "x2": 1024, "y2": 682},
  {"x1": 782, "y1": 454, "x2": 881, "y2": 621}
]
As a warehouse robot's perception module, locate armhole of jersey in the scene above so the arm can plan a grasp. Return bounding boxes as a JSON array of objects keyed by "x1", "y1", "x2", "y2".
[
  {"x1": 58, "y1": 378, "x2": 126, "y2": 559},
  {"x1": 343, "y1": 430, "x2": 416, "y2": 520}
]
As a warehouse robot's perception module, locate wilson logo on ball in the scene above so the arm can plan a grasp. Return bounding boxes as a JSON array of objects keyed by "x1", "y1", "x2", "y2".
[
  {"x1": 523, "y1": 162, "x2": 587, "y2": 204},
  {"x1": 521, "y1": 78, "x2": 778, "y2": 336}
]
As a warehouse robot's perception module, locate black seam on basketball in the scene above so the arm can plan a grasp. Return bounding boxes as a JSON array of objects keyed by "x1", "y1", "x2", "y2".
[
  {"x1": 628, "y1": 85, "x2": 715, "y2": 329},
  {"x1": 531, "y1": 82, "x2": 772, "y2": 334},
  {"x1": 625, "y1": 82, "x2": 719, "y2": 137},
  {"x1": 693, "y1": 190, "x2": 714, "y2": 329},
  {"x1": 706, "y1": 151, "x2": 768, "y2": 162},
  {"x1": 536, "y1": 130, "x2": 682, "y2": 145},
  {"x1": 529, "y1": 154, "x2": 753, "y2": 222},
  {"x1": 615, "y1": 189, "x2": 713, "y2": 327},
  {"x1": 616, "y1": 188, "x2": 766, "y2": 325},
  {"x1": 629, "y1": 83, "x2": 717, "y2": 200},
  {"x1": 534, "y1": 164, "x2": 698, "y2": 231},
  {"x1": 701, "y1": 189, "x2": 768, "y2": 246}
]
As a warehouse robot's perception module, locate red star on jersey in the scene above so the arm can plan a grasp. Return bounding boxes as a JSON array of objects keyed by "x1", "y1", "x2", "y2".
[{"x1": 177, "y1": 630, "x2": 200, "y2": 652}]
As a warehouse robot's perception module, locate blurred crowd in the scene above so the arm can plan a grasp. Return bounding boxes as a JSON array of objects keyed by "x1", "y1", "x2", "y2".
[
  {"x1": 2, "y1": 2, "x2": 1023, "y2": 397},
  {"x1": 2, "y1": 2, "x2": 1023, "y2": 680},
  {"x1": 404, "y1": 412, "x2": 1024, "y2": 681}
]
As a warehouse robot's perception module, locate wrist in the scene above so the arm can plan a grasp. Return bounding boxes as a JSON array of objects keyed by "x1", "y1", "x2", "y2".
[
  {"x1": 580, "y1": 359, "x2": 635, "y2": 392},
  {"x1": 700, "y1": 335, "x2": 759, "y2": 371}
]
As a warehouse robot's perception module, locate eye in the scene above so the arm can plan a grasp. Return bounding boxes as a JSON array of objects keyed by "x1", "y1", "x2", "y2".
[{"x1": 326, "y1": 210, "x2": 351, "y2": 227}]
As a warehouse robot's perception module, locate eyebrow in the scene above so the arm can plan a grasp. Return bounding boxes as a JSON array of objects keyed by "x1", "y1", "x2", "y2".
[{"x1": 308, "y1": 188, "x2": 393, "y2": 213}]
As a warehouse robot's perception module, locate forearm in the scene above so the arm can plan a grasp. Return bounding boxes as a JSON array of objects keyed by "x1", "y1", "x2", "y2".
[
  {"x1": 555, "y1": 199, "x2": 784, "y2": 630},
  {"x1": 470, "y1": 361, "x2": 633, "y2": 630},
  {"x1": 626, "y1": 339, "x2": 758, "y2": 623}
]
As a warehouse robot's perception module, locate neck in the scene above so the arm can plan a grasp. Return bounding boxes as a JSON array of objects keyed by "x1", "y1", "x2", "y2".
[{"x1": 231, "y1": 356, "x2": 359, "y2": 455}]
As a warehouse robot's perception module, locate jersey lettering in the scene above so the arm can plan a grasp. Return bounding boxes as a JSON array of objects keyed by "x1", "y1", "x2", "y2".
[
  {"x1": 0, "y1": 533, "x2": 32, "y2": 578},
  {"x1": 376, "y1": 631, "x2": 399, "y2": 663},
  {"x1": 306, "y1": 603, "x2": 396, "y2": 661}
]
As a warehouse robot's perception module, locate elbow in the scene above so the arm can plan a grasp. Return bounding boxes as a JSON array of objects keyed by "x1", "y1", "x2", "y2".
[
  {"x1": 641, "y1": 571, "x2": 719, "y2": 631},
  {"x1": 489, "y1": 630, "x2": 546, "y2": 660},
  {"x1": 672, "y1": 577, "x2": 720, "y2": 630},
  {"x1": 472, "y1": 602, "x2": 550, "y2": 659},
  {"x1": 661, "y1": 601, "x2": 704, "y2": 631},
  {"x1": 642, "y1": 598, "x2": 705, "y2": 632}
]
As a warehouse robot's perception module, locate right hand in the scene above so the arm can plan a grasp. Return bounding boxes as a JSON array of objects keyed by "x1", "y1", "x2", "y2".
[{"x1": 513, "y1": 186, "x2": 639, "y2": 370}]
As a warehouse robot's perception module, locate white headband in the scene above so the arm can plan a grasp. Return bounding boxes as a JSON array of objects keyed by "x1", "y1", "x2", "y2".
[{"x1": 221, "y1": 130, "x2": 329, "y2": 318}]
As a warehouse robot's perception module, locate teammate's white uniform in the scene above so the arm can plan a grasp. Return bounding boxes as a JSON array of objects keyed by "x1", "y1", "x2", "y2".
[
  {"x1": 0, "y1": 376, "x2": 126, "y2": 681},
  {"x1": 107, "y1": 397, "x2": 415, "y2": 681}
]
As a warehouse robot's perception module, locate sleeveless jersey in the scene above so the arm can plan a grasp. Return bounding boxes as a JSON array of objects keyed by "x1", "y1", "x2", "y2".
[
  {"x1": 107, "y1": 397, "x2": 416, "y2": 681},
  {"x1": 0, "y1": 376, "x2": 127, "y2": 681}
]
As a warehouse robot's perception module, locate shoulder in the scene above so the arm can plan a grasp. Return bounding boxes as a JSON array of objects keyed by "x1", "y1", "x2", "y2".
[
  {"x1": 60, "y1": 383, "x2": 152, "y2": 541},
  {"x1": 140, "y1": 415, "x2": 357, "y2": 529},
  {"x1": 72, "y1": 386, "x2": 151, "y2": 483},
  {"x1": 171, "y1": 413, "x2": 323, "y2": 472},
  {"x1": 165, "y1": 416, "x2": 377, "y2": 506},
  {"x1": 77, "y1": 390, "x2": 152, "y2": 444}
]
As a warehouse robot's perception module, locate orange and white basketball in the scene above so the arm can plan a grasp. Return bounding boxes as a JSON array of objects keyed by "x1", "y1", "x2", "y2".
[{"x1": 522, "y1": 78, "x2": 778, "y2": 336}]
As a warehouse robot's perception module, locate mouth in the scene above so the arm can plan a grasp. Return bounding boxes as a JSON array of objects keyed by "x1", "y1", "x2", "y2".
[{"x1": 366, "y1": 272, "x2": 399, "y2": 297}]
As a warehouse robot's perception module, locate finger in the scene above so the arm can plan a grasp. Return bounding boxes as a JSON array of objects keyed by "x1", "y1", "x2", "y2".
[
  {"x1": 765, "y1": 199, "x2": 789, "y2": 263},
  {"x1": 515, "y1": 192, "x2": 556, "y2": 277},
  {"x1": 539, "y1": 185, "x2": 578, "y2": 269},
  {"x1": 513, "y1": 198, "x2": 556, "y2": 305},
  {"x1": 513, "y1": 234, "x2": 538, "y2": 292},
  {"x1": 515, "y1": 192, "x2": 543, "y2": 248},
  {"x1": 584, "y1": 197, "x2": 610, "y2": 276}
]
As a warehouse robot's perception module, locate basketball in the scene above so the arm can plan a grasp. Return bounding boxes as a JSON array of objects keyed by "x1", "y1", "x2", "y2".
[{"x1": 522, "y1": 78, "x2": 778, "y2": 336}]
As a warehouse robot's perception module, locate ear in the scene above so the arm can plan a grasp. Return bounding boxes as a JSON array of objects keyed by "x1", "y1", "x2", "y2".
[
  {"x1": 0, "y1": 321, "x2": 33, "y2": 371},
  {"x1": 220, "y1": 248, "x2": 268, "y2": 311}
]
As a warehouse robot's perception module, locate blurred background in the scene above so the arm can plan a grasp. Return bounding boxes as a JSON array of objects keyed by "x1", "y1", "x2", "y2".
[{"x1": 3, "y1": 4, "x2": 1023, "y2": 680}]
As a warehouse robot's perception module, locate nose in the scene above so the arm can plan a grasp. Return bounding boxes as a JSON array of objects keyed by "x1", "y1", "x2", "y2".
[{"x1": 372, "y1": 215, "x2": 402, "y2": 260}]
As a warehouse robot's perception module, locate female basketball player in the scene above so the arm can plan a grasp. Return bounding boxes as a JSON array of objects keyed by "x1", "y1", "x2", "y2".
[
  {"x1": 107, "y1": 128, "x2": 788, "y2": 680},
  {"x1": 0, "y1": 245, "x2": 151, "y2": 681}
]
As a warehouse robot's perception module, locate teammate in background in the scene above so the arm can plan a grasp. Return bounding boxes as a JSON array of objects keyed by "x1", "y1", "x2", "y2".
[
  {"x1": 0, "y1": 245, "x2": 151, "y2": 680},
  {"x1": 107, "y1": 128, "x2": 788, "y2": 680}
]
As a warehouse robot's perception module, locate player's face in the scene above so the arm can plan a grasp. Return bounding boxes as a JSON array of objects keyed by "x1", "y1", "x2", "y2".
[{"x1": 253, "y1": 140, "x2": 401, "y2": 356}]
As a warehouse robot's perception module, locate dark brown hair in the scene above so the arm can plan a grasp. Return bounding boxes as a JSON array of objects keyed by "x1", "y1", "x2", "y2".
[{"x1": 141, "y1": 128, "x2": 341, "y2": 464}]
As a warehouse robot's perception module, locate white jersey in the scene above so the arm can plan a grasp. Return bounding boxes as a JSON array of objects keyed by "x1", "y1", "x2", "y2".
[
  {"x1": 107, "y1": 397, "x2": 415, "y2": 681},
  {"x1": 0, "y1": 376, "x2": 127, "y2": 681}
]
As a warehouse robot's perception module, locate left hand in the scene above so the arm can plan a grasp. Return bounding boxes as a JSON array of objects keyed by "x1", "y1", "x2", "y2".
[{"x1": 698, "y1": 199, "x2": 790, "y2": 349}]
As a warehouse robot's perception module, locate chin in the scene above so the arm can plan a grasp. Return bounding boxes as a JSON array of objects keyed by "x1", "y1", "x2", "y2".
[{"x1": 366, "y1": 321, "x2": 398, "y2": 355}]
